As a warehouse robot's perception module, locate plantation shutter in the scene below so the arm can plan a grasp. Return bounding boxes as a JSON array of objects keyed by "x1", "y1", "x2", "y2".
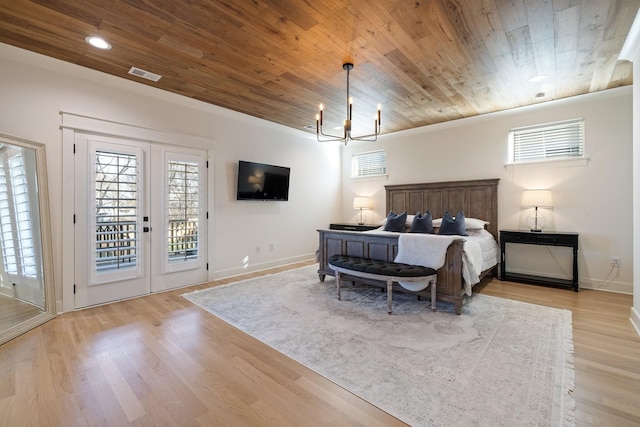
[
  {"x1": 94, "y1": 150, "x2": 140, "y2": 273},
  {"x1": 0, "y1": 150, "x2": 36, "y2": 278},
  {"x1": 166, "y1": 159, "x2": 200, "y2": 264},
  {"x1": 352, "y1": 150, "x2": 387, "y2": 178},
  {"x1": 510, "y1": 119, "x2": 584, "y2": 163}
]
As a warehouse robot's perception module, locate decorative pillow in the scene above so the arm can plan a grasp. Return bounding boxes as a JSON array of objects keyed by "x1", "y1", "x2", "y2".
[
  {"x1": 380, "y1": 214, "x2": 415, "y2": 227},
  {"x1": 383, "y1": 211, "x2": 408, "y2": 232},
  {"x1": 432, "y1": 216, "x2": 488, "y2": 230},
  {"x1": 409, "y1": 211, "x2": 434, "y2": 234},
  {"x1": 438, "y1": 211, "x2": 467, "y2": 236}
]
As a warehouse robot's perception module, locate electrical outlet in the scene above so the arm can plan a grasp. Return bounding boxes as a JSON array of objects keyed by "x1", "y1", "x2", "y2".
[
  {"x1": 255, "y1": 245, "x2": 261, "y2": 254},
  {"x1": 269, "y1": 243, "x2": 275, "y2": 252},
  {"x1": 610, "y1": 257, "x2": 620, "y2": 267}
]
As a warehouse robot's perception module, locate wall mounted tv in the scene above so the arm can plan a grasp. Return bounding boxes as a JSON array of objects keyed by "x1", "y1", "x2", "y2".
[{"x1": 236, "y1": 160, "x2": 291, "y2": 201}]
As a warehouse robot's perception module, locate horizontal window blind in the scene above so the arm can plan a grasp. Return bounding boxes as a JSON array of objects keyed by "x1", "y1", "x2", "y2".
[
  {"x1": 510, "y1": 119, "x2": 584, "y2": 163},
  {"x1": 94, "y1": 150, "x2": 139, "y2": 272},
  {"x1": 352, "y1": 150, "x2": 387, "y2": 178},
  {"x1": 167, "y1": 160, "x2": 200, "y2": 264}
]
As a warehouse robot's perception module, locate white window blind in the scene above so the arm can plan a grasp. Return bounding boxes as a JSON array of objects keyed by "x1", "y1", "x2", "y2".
[
  {"x1": 352, "y1": 150, "x2": 387, "y2": 178},
  {"x1": 0, "y1": 150, "x2": 36, "y2": 278},
  {"x1": 166, "y1": 159, "x2": 200, "y2": 264},
  {"x1": 509, "y1": 119, "x2": 584, "y2": 163},
  {"x1": 9, "y1": 152, "x2": 36, "y2": 278},
  {"x1": 94, "y1": 150, "x2": 139, "y2": 272},
  {"x1": 0, "y1": 163, "x2": 17, "y2": 275}
]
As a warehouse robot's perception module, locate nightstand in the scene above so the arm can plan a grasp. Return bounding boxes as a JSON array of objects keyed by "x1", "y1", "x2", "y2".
[
  {"x1": 329, "y1": 223, "x2": 379, "y2": 232},
  {"x1": 500, "y1": 229, "x2": 579, "y2": 291}
]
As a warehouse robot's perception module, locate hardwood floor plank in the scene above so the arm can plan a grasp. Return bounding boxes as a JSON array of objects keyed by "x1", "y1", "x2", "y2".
[
  {"x1": 479, "y1": 278, "x2": 640, "y2": 426},
  {"x1": 1, "y1": 262, "x2": 639, "y2": 426}
]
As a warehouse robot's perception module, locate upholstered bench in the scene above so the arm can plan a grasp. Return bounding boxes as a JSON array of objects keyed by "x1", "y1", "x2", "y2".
[{"x1": 327, "y1": 254, "x2": 437, "y2": 314}]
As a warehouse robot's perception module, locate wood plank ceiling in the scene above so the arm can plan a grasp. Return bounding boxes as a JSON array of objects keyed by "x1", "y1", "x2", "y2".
[{"x1": 0, "y1": 0, "x2": 637, "y2": 136}]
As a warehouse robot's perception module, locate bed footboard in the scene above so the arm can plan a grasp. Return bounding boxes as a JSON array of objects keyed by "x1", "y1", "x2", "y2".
[{"x1": 317, "y1": 229, "x2": 467, "y2": 314}]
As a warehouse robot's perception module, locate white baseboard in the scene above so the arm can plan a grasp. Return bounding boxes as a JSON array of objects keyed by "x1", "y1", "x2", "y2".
[
  {"x1": 211, "y1": 253, "x2": 316, "y2": 281},
  {"x1": 578, "y1": 279, "x2": 633, "y2": 294},
  {"x1": 507, "y1": 267, "x2": 633, "y2": 294}
]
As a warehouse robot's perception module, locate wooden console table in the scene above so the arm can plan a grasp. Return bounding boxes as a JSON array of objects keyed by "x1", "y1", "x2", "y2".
[
  {"x1": 500, "y1": 229, "x2": 579, "y2": 292},
  {"x1": 329, "y1": 223, "x2": 379, "y2": 231}
]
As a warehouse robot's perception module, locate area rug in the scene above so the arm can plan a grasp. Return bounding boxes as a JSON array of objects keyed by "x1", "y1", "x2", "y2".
[{"x1": 183, "y1": 265, "x2": 575, "y2": 426}]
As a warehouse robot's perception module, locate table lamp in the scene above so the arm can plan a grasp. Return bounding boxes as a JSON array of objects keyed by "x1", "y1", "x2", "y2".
[
  {"x1": 521, "y1": 189, "x2": 553, "y2": 232},
  {"x1": 353, "y1": 196, "x2": 372, "y2": 225}
]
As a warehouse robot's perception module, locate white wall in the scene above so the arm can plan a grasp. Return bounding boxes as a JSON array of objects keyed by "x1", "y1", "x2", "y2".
[
  {"x1": 0, "y1": 40, "x2": 633, "y2": 312},
  {"x1": 340, "y1": 88, "x2": 633, "y2": 294},
  {"x1": 0, "y1": 43, "x2": 342, "y2": 311},
  {"x1": 620, "y1": 10, "x2": 640, "y2": 335}
]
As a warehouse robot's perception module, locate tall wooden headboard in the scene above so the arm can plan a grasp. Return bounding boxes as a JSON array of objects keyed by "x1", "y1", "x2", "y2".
[{"x1": 385, "y1": 179, "x2": 499, "y2": 241}]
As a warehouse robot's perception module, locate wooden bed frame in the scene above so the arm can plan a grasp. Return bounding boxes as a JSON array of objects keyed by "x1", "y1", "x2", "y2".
[{"x1": 317, "y1": 178, "x2": 499, "y2": 314}]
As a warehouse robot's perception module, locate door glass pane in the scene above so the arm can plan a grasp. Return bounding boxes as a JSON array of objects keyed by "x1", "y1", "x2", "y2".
[
  {"x1": 95, "y1": 151, "x2": 138, "y2": 272},
  {"x1": 0, "y1": 164, "x2": 17, "y2": 274},
  {"x1": 0, "y1": 150, "x2": 36, "y2": 278},
  {"x1": 9, "y1": 152, "x2": 36, "y2": 277},
  {"x1": 167, "y1": 160, "x2": 199, "y2": 263}
]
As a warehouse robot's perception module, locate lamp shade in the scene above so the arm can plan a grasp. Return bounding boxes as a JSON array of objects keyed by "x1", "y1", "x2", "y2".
[
  {"x1": 521, "y1": 189, "x2": 552, "y2": 208},
  {"x1": 353, "y1": 196, "x2": 372, "y2": 210}
]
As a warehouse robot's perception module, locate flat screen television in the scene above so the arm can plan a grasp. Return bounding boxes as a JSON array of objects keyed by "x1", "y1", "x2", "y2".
[{"x1": 236, "y1": 160, "x2": 291, "y2": 201}]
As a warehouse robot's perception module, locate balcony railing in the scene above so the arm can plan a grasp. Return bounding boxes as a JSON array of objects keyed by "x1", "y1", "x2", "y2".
[{"x1": 95, "y1": 219, "x2": 198, "y2": 270}]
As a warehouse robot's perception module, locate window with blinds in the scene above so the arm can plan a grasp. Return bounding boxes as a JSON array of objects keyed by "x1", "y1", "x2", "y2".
[
  {"x1": 166, "y1": 160, "x2": 199, "y2": 263},
  {"x1": 0, "y1": 161, "x2": 18, "y2": 275},
  {"x1": 94, "y1": 151, "x2": 139, "y2": 272},
  {"x1": 509, "y1": 119, "x2": 585, "y2": 163},
  {"x1": 0, "y1": 150, "x2": 36, "y2": 278},
  {"x1": 352, "y1": 149, "x2": 387, "y2": 178}
]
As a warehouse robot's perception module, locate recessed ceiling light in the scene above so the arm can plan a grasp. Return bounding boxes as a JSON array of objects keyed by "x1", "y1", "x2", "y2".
[
  {"x1": 535, "y1": 92, "x2": 546, "y2": 99},
  {"x1": 528, "y1": 74, "x2": 547, "y2": 83},
  {"x1": 85, "y1": 36, "x2": 111, "y2": 50}
]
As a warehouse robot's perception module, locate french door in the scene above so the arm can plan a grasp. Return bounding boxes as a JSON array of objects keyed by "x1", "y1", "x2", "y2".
[{"x1": 73, "y1": 134, "x2": 207, "y2": 308}]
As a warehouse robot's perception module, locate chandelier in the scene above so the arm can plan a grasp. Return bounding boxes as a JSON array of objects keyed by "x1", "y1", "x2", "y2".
[{"x1": 316, "y1": 63, "x2": 381, "y2": 145}]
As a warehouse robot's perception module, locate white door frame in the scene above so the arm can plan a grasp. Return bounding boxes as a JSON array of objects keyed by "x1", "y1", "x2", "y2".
[{"x1": 61, "y1": 112, "x2": 214, "y2": 313}]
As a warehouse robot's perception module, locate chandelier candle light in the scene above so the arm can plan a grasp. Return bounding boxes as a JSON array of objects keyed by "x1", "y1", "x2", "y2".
[
  {"x1": 316, "y1": 63, "x2": 381, "y2": 145},
  {"x1": 521, "y1": 189, "x2": 553, "y2": 232}
]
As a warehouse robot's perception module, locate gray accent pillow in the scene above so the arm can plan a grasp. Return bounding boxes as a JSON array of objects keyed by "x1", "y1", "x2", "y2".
[
  {"x1": 438, "y1": 211, "x2": 467, "y2": 236},
  {"x1": 409, "y1": 211, "x2": 434, "y2": 234},
  {"x1": 383, "y1": 211, "x2": 407, "y2": 232}
]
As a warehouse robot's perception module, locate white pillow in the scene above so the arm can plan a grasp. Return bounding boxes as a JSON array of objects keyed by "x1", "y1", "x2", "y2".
[{"x1": 432, "y1": 216, "x2": 489, "y2": 230}]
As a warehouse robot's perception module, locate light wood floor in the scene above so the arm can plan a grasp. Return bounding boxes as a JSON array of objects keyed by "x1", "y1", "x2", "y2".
[
  {"x1": 0, "y1": 294, "x2": 42, "y2": 332},
  {"x1": 1, "y1": 261, "x2": 639, "y2": 426}
]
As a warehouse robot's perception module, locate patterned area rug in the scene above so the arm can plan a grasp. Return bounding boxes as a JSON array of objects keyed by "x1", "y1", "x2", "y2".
[{"x1": 183, "y1": 265, "x2": 575, "y2": 426}]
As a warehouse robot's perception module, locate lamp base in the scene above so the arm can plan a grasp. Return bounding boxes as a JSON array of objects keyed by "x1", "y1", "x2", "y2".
[
  {"x1": 526, "y1": 210, "x2": 547, "y2": 232},
  {"x1": 357, "y1": 208, "x2": 365, "y2": 225}
]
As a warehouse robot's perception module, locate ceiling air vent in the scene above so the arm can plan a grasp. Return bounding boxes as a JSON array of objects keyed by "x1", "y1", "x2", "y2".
[{"x1": 128, "y1": 66, "x2": 162, "y2": 82}]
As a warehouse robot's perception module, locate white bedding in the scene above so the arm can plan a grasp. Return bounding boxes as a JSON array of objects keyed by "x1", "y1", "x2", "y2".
[{"x1": 364, "y1": 227, "x2": 499, "y2": 295}]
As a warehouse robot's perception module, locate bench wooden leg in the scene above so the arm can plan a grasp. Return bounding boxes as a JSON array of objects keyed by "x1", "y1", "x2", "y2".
[
  {"x1": 387, "y1": 279, "x2": 393, "y2": 314},
  {"x1": 430, "y1": 278, "x2": 437, "y2": 311},
  {"x1": 336, "y1": 271, "x2": 341, "y2": 300}
]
